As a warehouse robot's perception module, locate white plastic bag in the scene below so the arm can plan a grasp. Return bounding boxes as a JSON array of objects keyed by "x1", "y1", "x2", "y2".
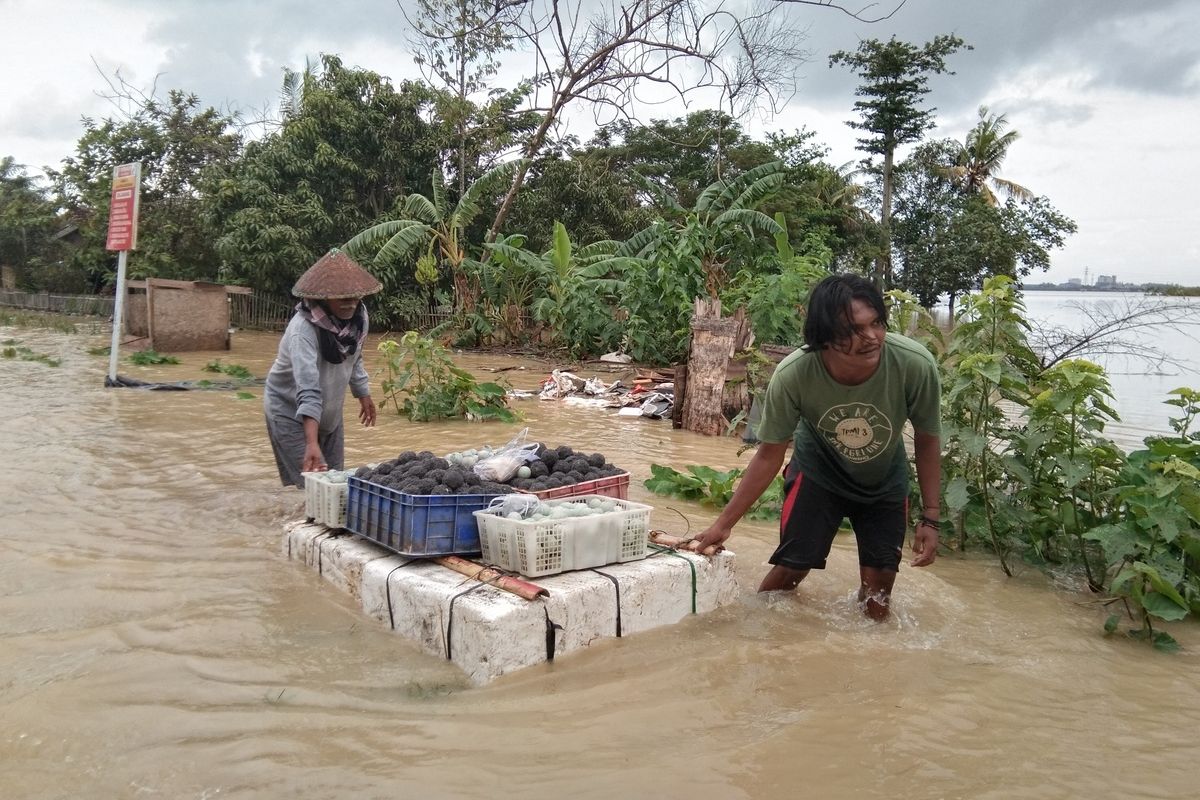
[{"x1": 473, "y1": 427, "x2": 541, "y2": 482}]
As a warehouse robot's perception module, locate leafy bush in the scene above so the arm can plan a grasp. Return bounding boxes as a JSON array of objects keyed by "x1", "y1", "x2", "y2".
[
  {"x1": 644, "y1": 463, "x2": 783, "y2": 521},
  {"x1": 918, "y1": 275, "x2": 1198, "y2": 649},
  {"x1": 378, "y1": 331, "x2": 518, "y2": 423},
  {"x1": 1082, "y1": 388, "x2": 1200, "y2": 652}
]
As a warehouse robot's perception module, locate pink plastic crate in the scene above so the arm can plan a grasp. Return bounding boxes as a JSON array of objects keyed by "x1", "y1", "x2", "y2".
[{"x1": 516, "y1": 471, "x2": 630, "y2": 501}]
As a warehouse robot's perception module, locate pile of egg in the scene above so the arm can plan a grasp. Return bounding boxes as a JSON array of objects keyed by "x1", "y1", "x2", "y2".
[
  {"x1": 504, "y1": 497, "x2": 619, "y2": 521},
  {"x1": 312, "y1": 469, "x2": 353, "y2": 484},
  {"x1": 445, "y1": 447, "x2": 496, "y2": 470}
]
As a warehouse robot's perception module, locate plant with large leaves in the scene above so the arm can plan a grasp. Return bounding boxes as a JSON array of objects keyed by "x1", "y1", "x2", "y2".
[
  {"x1": 483, "y1": 222, "x2": 641, "y2": 356},
  {"x1": 939, "y1": 275, "x2": 1040, "y2": 573},
  {"x1": 616, "y1": 161, "x2": 787, "y2": 363},
  {"x1": 1082, "y1": 388, "x2": 1200, "y2": 652},
  {"x1": 345, "y1": 159, "x2": 525, "y2": 312},
  {"x1": 628, "y1": 160, "x2": 787, "y2": 298}
]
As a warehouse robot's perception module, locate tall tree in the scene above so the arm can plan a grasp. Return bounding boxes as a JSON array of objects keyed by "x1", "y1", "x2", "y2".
[
  {"x1": 204, "y1": 56, "x2": 445, "y2": 299},
  {"x1": 501, "y1": 150, "x2": 655, "y2": 250},
  {"x1": 480, "y1": 0, "x2": 811, "y2": 241},
  {"x1": 893, "y1": 139, "x2": 1076, "y2": 311},
  {"x1": 829, "y1": 34, "x2": 970, "y2": 288},
  {"x1": 586, "y1": 111, "x2": 776, "y2": 211},
  {"x1": 409, "y1": 0, "x2": 524, "y2": 195},
  {"x1": 46, "y1": 90, "x2": 241, "y2": 290},
  {"x1": 0, "y1": 157, "x2": 60, "y2": 289},
  {"x1": 942, "y1": 105, "x2": 1033, "y2": 206}
]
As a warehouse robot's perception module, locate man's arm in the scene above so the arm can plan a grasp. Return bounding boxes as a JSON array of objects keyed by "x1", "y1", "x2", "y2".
[
  {"x1": 689, "y1": 442, "x2": 789, "y2": 551},
  {"x1": 911, "y1": 428, "x2": 941, "y2": 567}
]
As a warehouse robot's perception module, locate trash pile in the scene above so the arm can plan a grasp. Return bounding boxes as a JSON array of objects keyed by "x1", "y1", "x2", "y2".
[{"x1": 534, "y1": 368, "x2": 675, "y2": 420}]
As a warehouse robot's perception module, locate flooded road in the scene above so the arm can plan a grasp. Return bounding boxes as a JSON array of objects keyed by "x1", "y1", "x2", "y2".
[{"x1": 2, "y1": 323, "x2": 1198, "y2": 799}]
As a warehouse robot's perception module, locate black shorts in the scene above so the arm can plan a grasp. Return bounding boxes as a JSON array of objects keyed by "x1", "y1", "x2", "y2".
[{"x1": 769, "y1": 469, "x2": 907, "y2": 572}]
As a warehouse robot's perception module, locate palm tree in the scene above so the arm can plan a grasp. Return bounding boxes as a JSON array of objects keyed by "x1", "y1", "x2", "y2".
[
  {"x1": 943, "y1": 106, "x2": 1034, "y2": 206},
  {"x1": 345, "y1": 160, "x2": 524, "y2": 311}
]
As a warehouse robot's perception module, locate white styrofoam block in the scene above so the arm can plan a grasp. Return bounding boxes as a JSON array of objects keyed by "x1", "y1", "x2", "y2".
[{"x1": 283, "y1": 520, "x2": 739, "y2": 685}]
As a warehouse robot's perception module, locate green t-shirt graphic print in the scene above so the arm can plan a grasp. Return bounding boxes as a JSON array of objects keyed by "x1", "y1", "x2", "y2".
[{"x1": 755, "y1": 333, "x2": 940, "y2": 503}]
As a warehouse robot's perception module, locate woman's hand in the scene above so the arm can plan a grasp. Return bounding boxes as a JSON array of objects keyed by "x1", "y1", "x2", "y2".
[
  {"x1": 302, "y1": 443, "x2": 326, "y2": 473},
  {"x1": 358, "y1": 396, "x2": 377, "y2": 427}
]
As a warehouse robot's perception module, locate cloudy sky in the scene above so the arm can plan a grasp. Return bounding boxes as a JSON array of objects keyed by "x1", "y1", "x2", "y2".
[{"x1": 2, "y1": 0, "x2": 1198, "y2": 285}]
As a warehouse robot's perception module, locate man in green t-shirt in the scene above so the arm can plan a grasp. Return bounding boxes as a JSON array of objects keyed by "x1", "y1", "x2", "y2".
[{"x1": 691, "y1": 274, "x2": 943, "y2": 619}]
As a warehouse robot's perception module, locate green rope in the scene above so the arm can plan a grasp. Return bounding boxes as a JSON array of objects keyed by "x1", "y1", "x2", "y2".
[{"x1": 648, "y1": 544, "x2": 697, "y2": 614}]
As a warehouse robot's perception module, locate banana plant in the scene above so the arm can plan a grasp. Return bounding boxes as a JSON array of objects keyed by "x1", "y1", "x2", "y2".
[
  {"x1": 345, "y1": 160, "x2": 525, "y2": 311},
  {"x1": 621, "y1": 161, "x2": 787, "y2": 298},
  {"x1": 484, "y1": 222, "x2": 642, "y2": 356}
]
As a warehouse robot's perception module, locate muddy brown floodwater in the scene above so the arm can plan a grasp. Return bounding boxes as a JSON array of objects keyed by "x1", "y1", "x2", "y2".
[{"x1": 2, "y1": 324, "x2": 1198, "y2": 800}]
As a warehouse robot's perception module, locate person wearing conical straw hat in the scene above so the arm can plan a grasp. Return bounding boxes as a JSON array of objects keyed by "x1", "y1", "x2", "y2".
[{"x1": 264, "y1": 249, "x2": 381, "y2": 487}]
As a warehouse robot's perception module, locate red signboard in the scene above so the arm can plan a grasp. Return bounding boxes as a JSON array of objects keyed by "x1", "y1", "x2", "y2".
[{"x1": 105, "y1": 162, "x2": 142, "y2": 251}]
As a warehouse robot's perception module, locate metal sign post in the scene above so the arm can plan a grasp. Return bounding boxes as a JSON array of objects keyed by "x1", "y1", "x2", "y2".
[{"x1": 105, "y1": 162, "x2": 142, "y2": 385}]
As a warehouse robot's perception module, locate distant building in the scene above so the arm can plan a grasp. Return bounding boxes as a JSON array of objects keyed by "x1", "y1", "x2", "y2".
[
  {"x1": 1096, "y1": 274, "x2": 1117, "y2": 287},
  {"x1": 1067, "y1": 278, "x2": 1082, "y2": 287}
]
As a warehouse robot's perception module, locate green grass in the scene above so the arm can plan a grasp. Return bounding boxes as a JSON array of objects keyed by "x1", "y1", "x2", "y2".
[
  {"x1": 2, "y1": 345, "x2": 61, "y2": 367},
  {"x1": 127, "y1": 349, "x2": 180, "y2": 366},
  {"x1": 204, "y1": 359, "x2": 254, "y2": 380},
  {"x1": 0, "y1": 310, "x2": 80, "y2": 334}
]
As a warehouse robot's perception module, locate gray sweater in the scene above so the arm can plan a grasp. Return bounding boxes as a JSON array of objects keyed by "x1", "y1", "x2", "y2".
[{"x1": 264, "y1": 314, "x2": 370, "y2": 432}]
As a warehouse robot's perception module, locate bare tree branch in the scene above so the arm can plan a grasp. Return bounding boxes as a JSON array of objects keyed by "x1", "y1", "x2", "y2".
[
  {"x1": 484, "y1": 0, "x2": 816, "y2": 240},
  {"x1": 774, "y1": 0, "x2": 907, "y2": 23},
  {"x1": 1030, "y1": 296, "x2": 1200, "y2": 374}
]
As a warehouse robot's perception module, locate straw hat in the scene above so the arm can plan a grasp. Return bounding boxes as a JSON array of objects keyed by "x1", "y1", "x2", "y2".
[{"x1": 291, "y1": 248, "x2": 382, "y2": 299}]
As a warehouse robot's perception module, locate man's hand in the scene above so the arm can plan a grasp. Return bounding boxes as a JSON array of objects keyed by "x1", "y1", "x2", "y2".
[
  {"x1": 302, "y1": 443, "x2": 327, "y2": 473},
  {"x1": 358, "y1": 396, "x2": 377, "y2": 427},
  {"x1": 689, "y1": 523, "x2": 733, "y2": 553},
  {"x1": 911, "y1": 521, "x2": 939, "y2": 567}
]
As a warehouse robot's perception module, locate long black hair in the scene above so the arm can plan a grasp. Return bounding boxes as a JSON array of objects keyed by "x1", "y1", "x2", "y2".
[{"x1": 802, "y1": 274, "x2": 887, "y2": 350}]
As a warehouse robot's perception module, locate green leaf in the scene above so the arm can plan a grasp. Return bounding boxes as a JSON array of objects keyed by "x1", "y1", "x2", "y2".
[
  {"x1": 1151, "y1": 632, "x2": 1181, "y2": 653},
  {"x1": 687, "y1": 465, "x2": 724, "y2": 483},
  {"x1": 1081, "y1": 523, "x2": 1139, "y2": 564},
  {"x1": 1141, "y1": 592, "x2": 1190, "y2": 622},
  {"x1": 1103, "y1": 614, "x2": 1120, "y2": 634},
  {"x1": 945, "y1": 476, "x2": 971, "y2": 512}
]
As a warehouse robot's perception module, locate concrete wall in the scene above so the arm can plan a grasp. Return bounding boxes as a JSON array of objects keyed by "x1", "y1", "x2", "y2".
[
  {"x1": 150, "y1": 285, "x2": 230, "y2": 351},
  {"x1": 124, "y1": 293, "x2": 149, "y2": 337}
]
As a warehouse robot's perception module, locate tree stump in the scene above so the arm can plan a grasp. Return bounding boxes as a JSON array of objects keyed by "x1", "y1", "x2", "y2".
[{"x1": 680, "y1": 298, "x2": 743, "y2": 436}]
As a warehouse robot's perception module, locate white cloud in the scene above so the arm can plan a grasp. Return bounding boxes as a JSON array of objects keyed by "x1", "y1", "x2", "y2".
[{"x1": 1, "y1": 0, "x2": 1198, "y2": 284}]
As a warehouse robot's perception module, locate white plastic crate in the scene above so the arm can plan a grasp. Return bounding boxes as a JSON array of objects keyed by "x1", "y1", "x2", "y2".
[
  {"x1": 303, "y1": 470, "x2": 351, "y2": 528},
  {"x1": 473, "y1": 495, "x2": 652, "y2": 578}
]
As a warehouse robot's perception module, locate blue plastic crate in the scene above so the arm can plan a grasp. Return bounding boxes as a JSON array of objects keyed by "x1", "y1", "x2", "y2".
[{"x1": 345, "y1": 476, "x2": 505, "y2": 557}]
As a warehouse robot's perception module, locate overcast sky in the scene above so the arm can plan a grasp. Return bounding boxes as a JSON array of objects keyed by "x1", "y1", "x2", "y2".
[{"x1": 2, "y1": 0, "x2": 1198, "y2": 285}]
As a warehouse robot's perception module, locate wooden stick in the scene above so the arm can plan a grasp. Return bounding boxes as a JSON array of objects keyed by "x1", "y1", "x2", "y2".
[
  {"x1": 434, "y1": 556, "x2": 549, "y2": 601},
  {"x1": 649, "y1": 530, "x2": 724, "y2": 556}
]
